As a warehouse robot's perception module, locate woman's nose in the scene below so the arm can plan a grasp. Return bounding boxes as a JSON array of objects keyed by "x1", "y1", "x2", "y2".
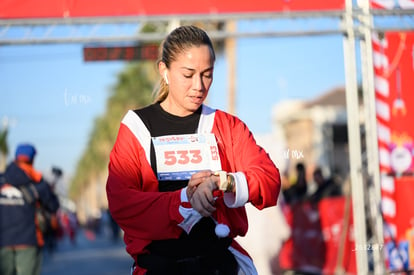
[{"x1": 192, "y1": 75, "x2": 203, "y2": 90}]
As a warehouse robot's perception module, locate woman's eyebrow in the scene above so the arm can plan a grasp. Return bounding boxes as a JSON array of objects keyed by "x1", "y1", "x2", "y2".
[{"x1": 179, "y1": 66, "x2": 214, "y2": 73}]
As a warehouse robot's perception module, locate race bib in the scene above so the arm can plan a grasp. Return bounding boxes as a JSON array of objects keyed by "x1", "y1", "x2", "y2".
[{"x1": 152, "y1": 133, "x2": 222, "y2": 180}]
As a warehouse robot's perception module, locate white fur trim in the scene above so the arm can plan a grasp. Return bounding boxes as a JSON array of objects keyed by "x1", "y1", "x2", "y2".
[
  {"x1": 178, "y1": 188, "x2": 202, "y2": 233},
  {"x1": 228, "y1": 246, "x2": 258, "y2": 275},
  {"x1": 121, "y1": 110, "x2": 151, "y2": 164},
  {"x1": 180, "y1": 187, "x2": 189, "y2": 202},
  {"x1": 178, "y1": 206, "x2": 203, "y2": 234},
  {"x1": 197, "y1": 105, "x2": 216, "y2": 133},
  {"x1": 223, "y1": 172, "x2": 249, "y2": 208}
]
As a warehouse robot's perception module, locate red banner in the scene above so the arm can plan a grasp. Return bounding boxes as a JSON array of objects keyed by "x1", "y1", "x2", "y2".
[
  {"x1": 382, "y1": 177, "x2": 414, "y2": 271},
  {"x1": 0, "y1": 0, "x2": 345, "y2": 19},
  {"x1": 386, "y1": 32, "x2": 414, "y2": 176},
  {"x1": 278, "y1": 197, "x2": 357, "y2": 274},
  {"x1": 373, "y1": 31, "x2": 414, "y2": 271},
  {"x1": 370, "y1": 0, "x2": 414, "y2": 9},
  {"x1": 374, "y1": 32, "x2": 414, "y2": 176}
]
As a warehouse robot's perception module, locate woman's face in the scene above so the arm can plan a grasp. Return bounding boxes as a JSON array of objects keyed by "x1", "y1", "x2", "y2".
[{"x1": 160, "y1": 45, "x2": 214, "y2": 117}]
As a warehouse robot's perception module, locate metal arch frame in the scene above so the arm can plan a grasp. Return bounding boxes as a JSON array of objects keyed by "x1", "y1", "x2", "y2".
[
  {"x1": 0, "y1": 11, "x2": 343, "y2": 45},
  {"x1": 342, "y1": 1, "x2": 368, "y2": 273},
  {"x1": 0, "y1": 10, "x2": 413, "y2": 45}
]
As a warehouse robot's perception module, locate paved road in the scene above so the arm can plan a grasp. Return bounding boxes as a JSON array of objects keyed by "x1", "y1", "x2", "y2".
[{"x1": 41, "y1": 230, "x2": 132, "y2": 275}]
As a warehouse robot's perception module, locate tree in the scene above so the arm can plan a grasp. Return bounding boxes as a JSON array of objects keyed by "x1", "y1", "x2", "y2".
[
  {"x1": 69, "y1": 62, "x2": 156, "y2": 200},
  {"x1": 0, "y1": 126, "x2": 8, "y2": 172}
]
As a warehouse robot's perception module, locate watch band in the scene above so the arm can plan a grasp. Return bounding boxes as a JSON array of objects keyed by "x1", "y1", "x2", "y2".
[{"x1": 214, "y1": 171, "x2": 235, "y2": 192}]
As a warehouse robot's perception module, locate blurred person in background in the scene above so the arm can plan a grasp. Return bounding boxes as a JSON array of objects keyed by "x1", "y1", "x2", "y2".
[
  {"x1": 43, "y1": 167, "x2": 63, "y2": 256},
  {"x1": 107, "y1": 208, "x2": 121, "y2": 242},
  {"x1": 0, "y1": 143, "x2": 60, "y2": 275},
  {"x1": 308, "y1": 167, "x2": 342, "y2": 204},
  {"x1": 106, "y1": 25, "x2": 281, "y2": 275},
  {"x1": 282, "y1": 162, "x2": 308, "y2": 205}
]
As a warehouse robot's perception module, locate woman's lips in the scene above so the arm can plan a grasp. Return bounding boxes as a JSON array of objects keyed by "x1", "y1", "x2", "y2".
[{"x1": 189, "y1": 96, "x2": 203, "y2": 104}]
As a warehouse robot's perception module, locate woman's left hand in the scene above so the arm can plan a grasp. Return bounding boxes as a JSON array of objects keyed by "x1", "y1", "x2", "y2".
[{"x1": 187, "y1": 171, "x2": 219, "y2": 217}]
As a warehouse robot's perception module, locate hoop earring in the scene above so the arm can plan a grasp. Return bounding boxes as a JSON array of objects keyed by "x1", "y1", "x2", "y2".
[{"x1": 164, "y1": 72, "x2": 169, "y2": 85}]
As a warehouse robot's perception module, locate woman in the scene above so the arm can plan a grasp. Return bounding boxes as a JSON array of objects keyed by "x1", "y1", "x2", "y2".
[{"x1": 106, "y1": 25, "x2": 281, "y2": 275}]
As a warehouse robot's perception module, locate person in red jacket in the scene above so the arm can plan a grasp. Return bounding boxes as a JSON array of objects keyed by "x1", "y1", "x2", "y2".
[{"x1": 106, "y1": 25, "x2": 281, "y2": 275}]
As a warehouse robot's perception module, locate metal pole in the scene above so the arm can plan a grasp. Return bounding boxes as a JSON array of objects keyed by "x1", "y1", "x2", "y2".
[
  {"x1": 225, "y1": 20, "x2": 237, "y2": 115},
  {"x1": 357, "y1": 0, "x2": 386, "y2": 273},
  {"x1": 343, "y1": 0, "x2": 369, "y2": 273}
]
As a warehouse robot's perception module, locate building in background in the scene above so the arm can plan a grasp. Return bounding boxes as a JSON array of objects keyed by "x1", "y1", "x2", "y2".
[
  {"x1": 273, "y1": 86, "x2": 351, "y2": 181},
  {"x1": 242, "y1": 86, "x2": 357, "y2": 275}
]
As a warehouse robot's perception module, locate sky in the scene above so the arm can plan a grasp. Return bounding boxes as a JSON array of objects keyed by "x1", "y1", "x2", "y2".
[{"x1": 0, "y1": 19, "x2": 347, "y2": 181}]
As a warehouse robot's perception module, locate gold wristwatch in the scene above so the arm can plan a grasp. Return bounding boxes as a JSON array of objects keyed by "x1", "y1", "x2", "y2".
[{"x1": 214, "y1": 171, "x2": 235, "y2": 192}]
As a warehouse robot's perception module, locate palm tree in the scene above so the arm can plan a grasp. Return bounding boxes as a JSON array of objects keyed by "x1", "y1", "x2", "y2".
[
  {"x1": 68, "y1": 61, "x2": 156, "y2": 222},
  {"x1": 0, "y1": 125, "x2": 8, "y2": 172}
]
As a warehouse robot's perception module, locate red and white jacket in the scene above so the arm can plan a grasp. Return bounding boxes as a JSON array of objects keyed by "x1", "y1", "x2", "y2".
[{"x1": 106, "y1": 105, "x2": 281, "y2": 275}]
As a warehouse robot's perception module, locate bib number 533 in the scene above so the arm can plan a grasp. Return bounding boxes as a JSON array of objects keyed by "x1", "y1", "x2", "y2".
[{"x1": 164, "y1": 150, "x2": 202, "y2": 165}]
